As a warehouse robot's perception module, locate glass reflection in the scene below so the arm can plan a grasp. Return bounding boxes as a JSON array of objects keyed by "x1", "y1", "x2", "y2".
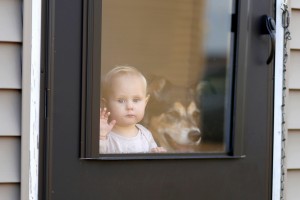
[{"x1": 100, "y1": 0, "x2": 234, "y2": 153}]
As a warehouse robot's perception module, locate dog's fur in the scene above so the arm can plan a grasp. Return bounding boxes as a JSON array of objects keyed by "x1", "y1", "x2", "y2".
[{"x1": 143, "y1": 77, "x2": 202, "y2": 152}]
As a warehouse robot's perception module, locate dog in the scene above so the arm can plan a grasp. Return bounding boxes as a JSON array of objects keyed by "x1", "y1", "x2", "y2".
[{"x1": 143, "y1": 77, "x2": 202, "y2": 152}]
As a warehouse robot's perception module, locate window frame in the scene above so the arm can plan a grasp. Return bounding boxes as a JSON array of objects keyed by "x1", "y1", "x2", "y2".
[{"x1": 81, "y1": 0, "x2": 249, "y2": 159}]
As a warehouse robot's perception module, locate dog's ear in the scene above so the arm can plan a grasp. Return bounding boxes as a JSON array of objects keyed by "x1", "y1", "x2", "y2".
[{"x1": 148, "y1": 78, "x2": 166, "y2": 100}]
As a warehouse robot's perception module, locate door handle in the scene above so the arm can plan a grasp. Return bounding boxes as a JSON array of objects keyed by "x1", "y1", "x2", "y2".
[{"x1": 262, "y1": 15, "x2": 276, "y2": 64}]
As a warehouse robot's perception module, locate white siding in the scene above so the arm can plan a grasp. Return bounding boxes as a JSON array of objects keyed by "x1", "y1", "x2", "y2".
[
  {"x1": 0, "y1": 43, "x2": 22, "y2": 89},
  {"x1": 291, "y1": 0, "x2": 300, "y2": 9},
  {"x1": 0, "y1": 0, "x2": 22, "y2": 199},
  {"x1": 0, "y1": 0, "x2": 22, "y2": 42},
  {"x1": 287, "y1": 131, "x2": 300, "y2": 169},
  {"x1": 0, "y1": 137, "x2": 20, "y2": 182},
  {"x1": 287, "y1": 1, "x2": 300, "y2": 200},
  {"x1": 0, "y1": 90, "x2": 21, "y2": 136},
  {"x1": 0, "y1": 184, "x2": 20, "y2": 200},
  {"x1": 287, "y1": 91, "x2": 300, "y2": 129},
  {"x1": 289, "y1": 50, "x2": 300, "y2": 89},
  {"x1": 287, "y1": 170, "x2": 300, "y2": 200},
  {"x1": 290, "y1": 9, "x2": 300, "y2": 49}
]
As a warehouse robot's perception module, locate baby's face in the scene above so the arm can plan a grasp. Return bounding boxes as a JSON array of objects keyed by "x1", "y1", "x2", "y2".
[{"x1": 106, "y1": 74, "x2": 149, "y2": 127}]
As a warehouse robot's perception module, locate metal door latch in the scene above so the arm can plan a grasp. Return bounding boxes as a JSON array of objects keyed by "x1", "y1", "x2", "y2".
[{"x1": 262, "y1": 15, "x2": 276, "y2": 64}]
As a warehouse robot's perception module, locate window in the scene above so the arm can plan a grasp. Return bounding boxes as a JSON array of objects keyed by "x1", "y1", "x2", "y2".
[{"x1": 82, "y1": 0, "x2": 245, "y2": 159}]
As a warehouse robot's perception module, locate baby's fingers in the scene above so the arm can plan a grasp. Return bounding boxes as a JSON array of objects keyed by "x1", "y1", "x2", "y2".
[
  {"x1": 100, "y1": 107, "x2": 110, "y2": 119},
  {"x1": 100, "y1": 107, "x2": 105, "y2": 118},
  {"x1": 151, "y1": 147, "x2": 167, "y2": 153},
  {"x1": 157, "y1": 147, "x2": 167, "y2": 153}
]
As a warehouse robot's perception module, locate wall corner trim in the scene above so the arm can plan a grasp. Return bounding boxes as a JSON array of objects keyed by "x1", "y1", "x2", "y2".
[
  {"x1": 273, "y1": 0, "x2": 285, "y2": 199},
  {"x1": 21, "y1": 0, "x2": 41, "y2": 200}
]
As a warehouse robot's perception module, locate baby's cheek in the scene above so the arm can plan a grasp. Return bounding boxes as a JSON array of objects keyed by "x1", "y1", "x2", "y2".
[{"x1": 108, "y1": 110, "x2": 119, "y2": 120}]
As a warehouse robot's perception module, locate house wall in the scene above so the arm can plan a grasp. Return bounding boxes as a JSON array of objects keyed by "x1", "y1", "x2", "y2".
[
  {"x1": 0, "y1": 0, "x2": 295, "y2": 199},
  {"x1": 287, "y1": 0, "x2": 300, "y2": 199},
  {"x1": 0, "y1": 0, "x2": 22, "y2": 199}
]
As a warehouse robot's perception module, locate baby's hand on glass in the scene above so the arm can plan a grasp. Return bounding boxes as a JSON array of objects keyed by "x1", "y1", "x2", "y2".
[
  {"x1": 99, "y1": 108, "x2": 116, "y2": 140},
  {"x1": 150, "y1": 147, "x2": 167, "y2": 153}
]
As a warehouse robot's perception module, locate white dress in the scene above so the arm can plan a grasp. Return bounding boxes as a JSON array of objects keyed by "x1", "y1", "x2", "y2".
[{"x1": 99, "y1": 124, "x2": 158, "y2": 154}]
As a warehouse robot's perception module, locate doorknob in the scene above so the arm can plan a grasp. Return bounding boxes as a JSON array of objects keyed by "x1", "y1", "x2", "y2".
[{"x1": 262, "y1": 15, "x2": 276, "y2": 64}]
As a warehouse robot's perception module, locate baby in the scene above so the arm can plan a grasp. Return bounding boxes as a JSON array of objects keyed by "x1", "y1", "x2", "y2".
[{"x1": 99, "y1": 66, "x2": 166, "y2": 153}]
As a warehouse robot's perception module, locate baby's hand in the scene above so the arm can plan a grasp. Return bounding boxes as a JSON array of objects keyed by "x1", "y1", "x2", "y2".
[
  {"x1": 150, "y1": 147, "x2": 167, "y2": 153},
  {"x1": 99, "y1": 108, "x2": 116, "y2": 140}
]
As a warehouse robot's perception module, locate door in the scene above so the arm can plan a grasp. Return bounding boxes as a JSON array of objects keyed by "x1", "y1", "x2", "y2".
[{"x1": 40, "y1": 0, "x2": 275, "y2": 199}]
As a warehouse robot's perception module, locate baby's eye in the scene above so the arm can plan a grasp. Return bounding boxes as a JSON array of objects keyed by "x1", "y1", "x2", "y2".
[
  {"x1": 133, "y1": 98, "x2": 141, "y2": 103},
  {"x1": 117, "y1": 99, "x2": 126, "y2": 103}
]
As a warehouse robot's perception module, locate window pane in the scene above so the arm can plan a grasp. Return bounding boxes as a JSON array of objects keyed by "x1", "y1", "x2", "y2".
[{"x1": 100, "y1": 0, "x2": 234, "y2": 154}]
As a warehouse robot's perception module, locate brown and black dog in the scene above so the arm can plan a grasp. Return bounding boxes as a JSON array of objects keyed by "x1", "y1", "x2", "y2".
[{"x1": 143, "y1": 77, "x2": 202, "y2": 152}]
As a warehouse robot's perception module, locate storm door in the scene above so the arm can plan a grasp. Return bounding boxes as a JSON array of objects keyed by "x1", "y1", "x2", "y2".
[{"x1": 40, "y1": 0, "x2": 275, "y2": 199}]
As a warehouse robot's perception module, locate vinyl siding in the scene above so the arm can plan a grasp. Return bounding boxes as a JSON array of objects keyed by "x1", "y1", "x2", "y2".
[
  {"x1": 0, "y1": 138, "x2": 20, "y2": 182},
  {"x1": 0, "y1": 91, "x2": 21, "y2": 136},
  {"x1": 0, "y1": 0, "x2": 22, "y2": 198},
  {"x1": 286, "y1": 1, "x2": 300, "y2": 199},
  {"x1": 287, "y1": 131, "x2": 300, "y2": 169},
  {"x1": 287, "y1": 91, "x2": 300, "y2": 129},
  {"x1": 288, "y1": 50, "x2": 300, "y2": 89},
  {"x1": 287, "y1": 170, "x2": 300, "y2": 200},
  {"x1": 291, "y1": 0, "x2": 300, "y2": 12},
  {"x1": 290, "y1": 9, "x2": 300, "y2": 49},
  {"x1": 0, "y1": 184, "x2": 20, "y2": 200},
  {"x1": 0, "y1": 0, "x2": 22, "y2": 42},
  {"x1": 0, "y1": 43, "x2": 22, "y2": 89}
]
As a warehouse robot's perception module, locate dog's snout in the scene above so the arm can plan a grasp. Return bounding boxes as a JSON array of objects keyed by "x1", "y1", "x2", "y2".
[{"x1": 188, "y1": 130, "x2": 201, "y2": 142}]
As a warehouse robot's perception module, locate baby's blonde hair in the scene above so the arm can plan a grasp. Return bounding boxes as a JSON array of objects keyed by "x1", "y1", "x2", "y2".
[{"x1": 102, "y1": 66, "x2": 148, "y2": 98}]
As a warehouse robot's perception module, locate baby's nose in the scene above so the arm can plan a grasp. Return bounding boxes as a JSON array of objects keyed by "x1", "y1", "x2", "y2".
[{"x1": 126, "y1": 101, "x2": 134, "y2": 109}]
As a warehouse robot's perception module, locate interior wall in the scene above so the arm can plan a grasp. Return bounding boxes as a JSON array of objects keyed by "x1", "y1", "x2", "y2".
[{"x1": 101, "y1": 0, "x2": 205, "y2": 86}]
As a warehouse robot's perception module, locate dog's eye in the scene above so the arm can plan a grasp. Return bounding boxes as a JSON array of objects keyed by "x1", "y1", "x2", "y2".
[
  {"x1": 192, "y1": 111, "x2": 200, "y2": 121},
  {"x1": 168, "y1": 110, "x2": 180, "y2": 119}
]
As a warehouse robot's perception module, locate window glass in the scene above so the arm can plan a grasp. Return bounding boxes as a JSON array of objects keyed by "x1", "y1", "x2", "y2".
[{"x1": 100, "y1": 0, "x2": 235, "y2": 154}]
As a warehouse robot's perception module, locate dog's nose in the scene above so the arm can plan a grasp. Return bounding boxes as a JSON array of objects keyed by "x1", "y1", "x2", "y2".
[{"x1": 188, "y1": 130, "x2": 201, "y2": 142}]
